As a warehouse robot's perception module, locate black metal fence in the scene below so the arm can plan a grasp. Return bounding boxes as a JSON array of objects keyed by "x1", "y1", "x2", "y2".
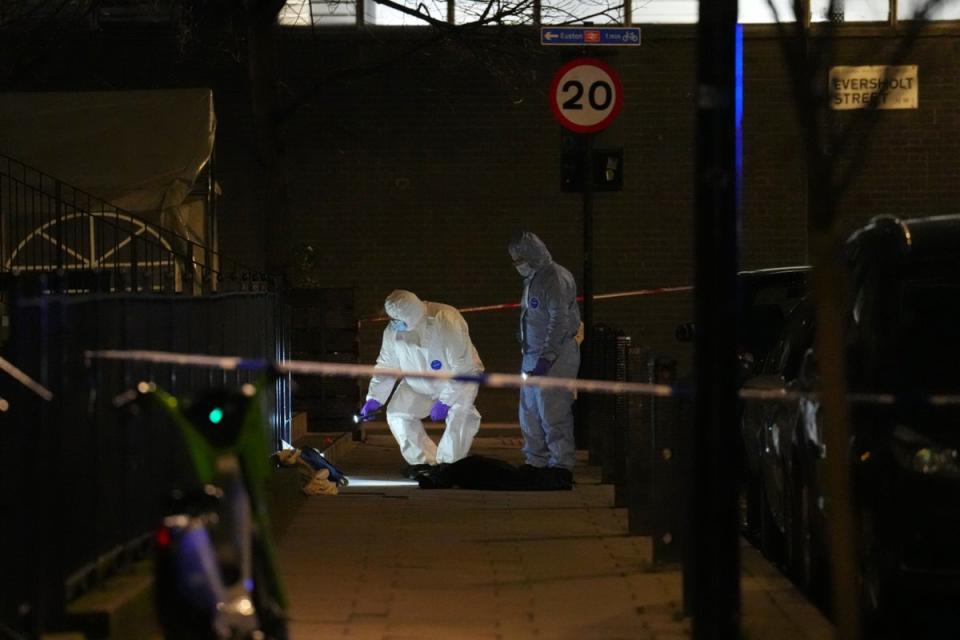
[
  {"x1": 0, "y1": 286, "x2": 290, "y2": 637},
  {"x1": 0, "y1": 153, "x2": 275, "y2": 299},
  {"x1": 582, "y1": 326, "x2": 691, "y2": 566},
  {"x1": 629, "y1": 353, "x2": 689, "y2": 565},
  {"x1": 582, "y1": 325, "x2": 631, "y2": 488}
]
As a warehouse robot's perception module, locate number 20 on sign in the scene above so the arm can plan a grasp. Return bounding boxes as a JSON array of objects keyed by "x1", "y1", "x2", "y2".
[{"x1": 549, "y1": 58, "x2": 623, "y2": 133}]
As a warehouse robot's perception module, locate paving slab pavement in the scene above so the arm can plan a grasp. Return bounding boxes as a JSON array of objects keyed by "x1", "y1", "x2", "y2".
[{"x1": 276, "y1": 431, "x2": 833, "y2": 640}]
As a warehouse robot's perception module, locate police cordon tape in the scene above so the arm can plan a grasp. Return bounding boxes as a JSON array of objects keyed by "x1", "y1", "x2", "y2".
[
  {"x1": 0, "y1": 355, "x2": 54, "y2": 401},
  {"x1": 358, "y1": 286, "x2": 695, "y2": 325},
  {"x1": 83, "y1": 349, "x2": 675, "y2": 397},
  {"x1": 83, "y1": 349, "x2": 960, "y2": 407}
]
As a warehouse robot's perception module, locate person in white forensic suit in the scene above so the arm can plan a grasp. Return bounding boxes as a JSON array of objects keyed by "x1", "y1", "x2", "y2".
[{"x1": 359, "y1": 290, "x2": 484, "y2": 474}]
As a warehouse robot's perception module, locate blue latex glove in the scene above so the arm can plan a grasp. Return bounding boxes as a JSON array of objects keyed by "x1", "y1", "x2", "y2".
[
  {"x1": 530, "y1": 357, "x2": 553, "y2": 376},
  {"x1": 360, "y1": 399, "x2": 381, "y2": 418},
  {"x1": 429, "y1": 400, "x2": 450, "y2": 422}
]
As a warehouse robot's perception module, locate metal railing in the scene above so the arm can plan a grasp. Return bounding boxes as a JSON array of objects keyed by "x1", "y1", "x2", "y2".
[
  {"x1": 0, "y1": 153, "x2": 276, "y2": 298},
  {"x1": 582, "y1": 325, "x2": 688, "y2": 566},
  {"x1": 0, "y1": 290, "x2": 291, "y2": 637},
  {"x1": 0, "y1": 153, "x2": 290, "y2": 636}
]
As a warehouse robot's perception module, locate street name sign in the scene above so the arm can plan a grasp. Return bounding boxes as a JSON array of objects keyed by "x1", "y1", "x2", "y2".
[
  {"x1": 540, "y1": 26, "x2": 641, "y2": 47},
  {"x1": 550, "y1": 57, "x2": 623, "y2": 133},
  {"x1": 829, "y1": 65, "x2": 918, "y2": 110}
]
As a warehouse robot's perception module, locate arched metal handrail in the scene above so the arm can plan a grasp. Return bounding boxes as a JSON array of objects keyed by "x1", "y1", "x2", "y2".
[{"x1": 0, "y1": 153, "x2": 278, "y2": 295}]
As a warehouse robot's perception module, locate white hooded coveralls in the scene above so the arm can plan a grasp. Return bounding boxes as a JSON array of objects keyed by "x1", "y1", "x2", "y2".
[
  {"x1": 508, "y1": 232, "x2": 581, "y2": 471},
  {"x1": 366, "y1": 290, "x2": 484, "y2": 465}
]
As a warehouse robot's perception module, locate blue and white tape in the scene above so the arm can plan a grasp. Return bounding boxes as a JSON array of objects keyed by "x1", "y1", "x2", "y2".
[
  {"x1": 82, "y1": 349, "x2": 960, "y2": 406},
  {"x1": 84, "y1": 349, "x2": 675, "y2": 397}
]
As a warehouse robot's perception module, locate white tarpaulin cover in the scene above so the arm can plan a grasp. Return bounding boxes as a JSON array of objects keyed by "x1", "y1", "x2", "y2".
[{"x1": 0, "y1": 89, "x2": 215, "y2": 214}]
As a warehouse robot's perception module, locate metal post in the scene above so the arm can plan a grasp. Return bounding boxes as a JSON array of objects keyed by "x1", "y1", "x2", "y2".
[
  {"x1": 612, "y1": 333, "x2": 630, "y2": 505},
  {"x1": 184, "y1": 240, "x2": 194, "y2": 296},
  {"x1": 582, "y1": 131, "x2": 595, "y2": 369},
  {"x1": 689, "y1": 1, "x2": 741, "y2": 637},
  {"x1": 626, "y1": 348, "x2": 653, "y2": 535},
  {"x1": 587, "y1": 324, "x2": 606, "y2": 464},
  {"x1": 130, "y1": 235, "x2": 138, "y2": 294},
  {"x1": 55, "y1": 182, "x2": 63, "y2": 271},
  {"x1": 204, "y1": 243, "x2": 212, "y2": 294},
  {"x1": 652, "y1": 357, "x2": 684, "y2": 566}
]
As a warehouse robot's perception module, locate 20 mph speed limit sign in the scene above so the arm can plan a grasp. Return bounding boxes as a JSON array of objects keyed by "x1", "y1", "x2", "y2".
[{"x1": 549, "y1": 58, "x2": 623, "y2": 133}]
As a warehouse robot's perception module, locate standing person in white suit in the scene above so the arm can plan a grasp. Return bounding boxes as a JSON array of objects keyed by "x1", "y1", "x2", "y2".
[{"x1": 359, "y1": 289, "x2": 484, "y2": 476}]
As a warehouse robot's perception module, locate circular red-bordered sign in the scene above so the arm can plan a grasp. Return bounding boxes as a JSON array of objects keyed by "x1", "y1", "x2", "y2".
[{"x1": 549, "y1": 57, "x2": 623, "y2": 133}]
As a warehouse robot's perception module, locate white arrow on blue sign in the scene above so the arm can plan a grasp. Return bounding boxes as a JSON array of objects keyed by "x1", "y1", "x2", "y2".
[{"x1": 540, "y1": 26, "x2": 641, "y2": 47}]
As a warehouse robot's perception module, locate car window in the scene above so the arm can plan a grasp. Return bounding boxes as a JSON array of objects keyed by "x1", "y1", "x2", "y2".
[
  {"x1": 739, "y1": 270, "x2": 809, "y2": 366},
  {"x1": 761, "y1": 300, "x2": 814, "y2": 379},
  {"x1": 894, "y1": 279, "x2": 960, "y2": 391}
]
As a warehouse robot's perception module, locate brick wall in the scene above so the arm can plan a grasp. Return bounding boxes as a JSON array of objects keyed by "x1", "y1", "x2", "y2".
[
  {"x1": 264, "y1": 29, "x2": 703, "y2": 421},
  {"x1": 12, "y1": 24, "x2": 960, "y2": 422},
  {"x1": 232, "y1": 26, "x2": 959, "y2": 421}
]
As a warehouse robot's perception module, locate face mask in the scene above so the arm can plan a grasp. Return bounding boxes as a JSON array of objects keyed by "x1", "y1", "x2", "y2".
[
  {"x1": 515, "y1": 262, "x2": 534, "y2": 278},
  {"x1": 390, "y1": 319, "x2": 409, "y2": 332}
]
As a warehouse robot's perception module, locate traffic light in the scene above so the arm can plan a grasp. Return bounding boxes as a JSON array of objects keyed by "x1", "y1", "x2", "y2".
[{"x1": 561, "y1": 133, "x2": 623, "y2": 192}]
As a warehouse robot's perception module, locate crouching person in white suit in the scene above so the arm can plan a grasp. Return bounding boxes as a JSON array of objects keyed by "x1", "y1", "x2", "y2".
[{"x1": 359, "y1": 290, "x2": 484, "y2": 477}]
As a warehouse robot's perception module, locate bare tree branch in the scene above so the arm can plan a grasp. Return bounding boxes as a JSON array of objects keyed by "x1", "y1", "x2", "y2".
[
  {"x1": 373, "y1": 0, "x2": 453, "y2": 27},
  {"x1": 832, "y1": 0, "x2": 944, "y2": 196},
  {"x1": 277, "y1": 0, "x2": 549, "y2": 121},
  {"x1": 1, "y1": 0, "x2": 62, "y2": 27},
  {"x1": 765, "y1": 3, "x2": 951, "y2": 640}
]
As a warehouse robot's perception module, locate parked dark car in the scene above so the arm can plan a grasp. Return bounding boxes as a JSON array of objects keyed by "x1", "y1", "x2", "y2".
[
  {"x1": 735, "y1": 266, "x2": 811, "y2": 376},
  {"x1": 739, "y1": 296, "x2": 815, "y2": 558},
  {"x1": 675, "y1": 265, "x2": 810, "y2": 378},
  {"x1": 741, "y1": 214, "x2": 960, "y2": 632},
  {"x1": 674, "y1": 266, "x2": 809, "y2": 542}
]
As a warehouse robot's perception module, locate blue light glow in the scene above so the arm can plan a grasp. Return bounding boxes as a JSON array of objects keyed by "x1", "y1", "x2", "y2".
[{"x1": 734, "y1": 22, "x2": 744, "y2": 225}]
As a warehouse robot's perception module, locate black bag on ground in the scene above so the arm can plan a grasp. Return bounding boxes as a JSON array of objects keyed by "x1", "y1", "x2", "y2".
[{"x1": 418, "y1": 455, "x2": 572, "y2": 491}]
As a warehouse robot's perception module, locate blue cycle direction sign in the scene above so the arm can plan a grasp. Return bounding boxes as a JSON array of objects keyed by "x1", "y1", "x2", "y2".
[{"x1": 540, "y1": 26, "x2": 641, "y2": 47}]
